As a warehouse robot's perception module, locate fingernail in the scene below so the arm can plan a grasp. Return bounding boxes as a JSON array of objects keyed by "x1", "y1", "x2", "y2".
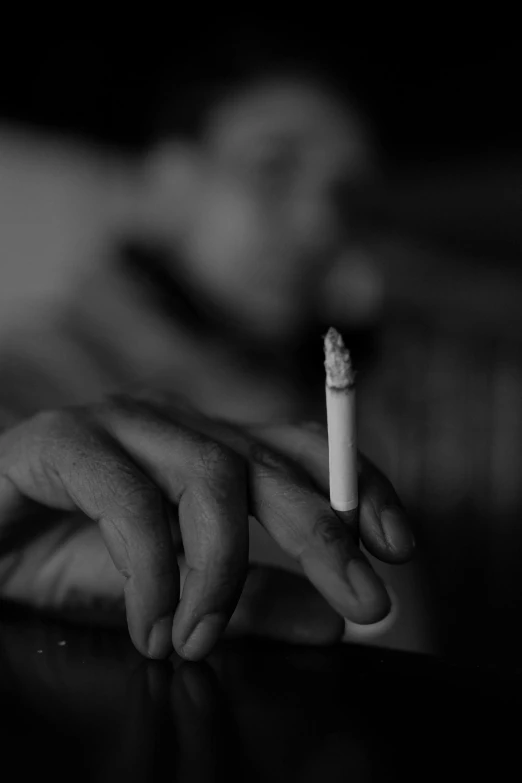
[
  {"x1": 148, "y1": 615, "x2": 173, "y2": 659},
  {"x1": 380, "y1": 507, "x2": 415, "y2": 553},
  {"x1": 346, "y1": 559, "x2": 389, "y2": 607},
  {"x1": 181, "y1": 614, "x2": 227, "y2": 661}
]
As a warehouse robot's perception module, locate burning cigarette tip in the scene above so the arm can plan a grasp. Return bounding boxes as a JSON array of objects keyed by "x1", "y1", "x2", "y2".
[{"x1": 324, "y1": 327, "x2": 355, "y2": 390}]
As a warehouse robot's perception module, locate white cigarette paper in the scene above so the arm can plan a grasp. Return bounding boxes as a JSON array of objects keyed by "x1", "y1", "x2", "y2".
[{"x1": 324, "y1": 327, "x2": 358, "y2": 512}]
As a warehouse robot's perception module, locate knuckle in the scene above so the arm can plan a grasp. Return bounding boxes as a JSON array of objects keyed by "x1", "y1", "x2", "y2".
[
  {"x1": 312, "y1": 513, "x2": 350, "y2": 547},
  {"x1": 196, "y1": 440, "x2": 244, "y2": 482},
  {"x1": 99, "y1": 483, "x2": 166, "y2": 570},
  {"x1": 249, "y1": 440, "x2": 290, "y2": 473},
  {"x1": 95, "y1": 458, "x2": 162, "y2": 518},
  {"x1": 112, "y1": 473, "x2": 161, "y2": 515},
  {"x1": 249, "y1": 440, "x2": 311, "y2": 490}
]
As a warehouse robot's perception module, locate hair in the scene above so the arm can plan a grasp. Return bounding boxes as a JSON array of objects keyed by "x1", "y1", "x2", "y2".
[{"x1": 148, "y1": 28, "x2": 371, "y2": 147}]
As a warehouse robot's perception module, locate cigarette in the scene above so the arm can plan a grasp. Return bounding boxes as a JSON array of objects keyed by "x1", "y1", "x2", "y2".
[
  {"x1": 324, "y1": 327, "x2": 358, "y2": 513},
  {"x1": 325, "y1": 328, "x2": 398, "y2": 635}
]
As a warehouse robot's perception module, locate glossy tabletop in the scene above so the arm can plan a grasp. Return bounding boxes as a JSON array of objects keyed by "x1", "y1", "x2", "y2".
[{"x1": 1, "y1": 603, "x2": 520, "y2": 782}]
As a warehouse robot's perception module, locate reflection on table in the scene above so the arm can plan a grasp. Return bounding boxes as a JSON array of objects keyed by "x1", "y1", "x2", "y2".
[{"x1": 1, "y1": 603, "x2": 521, "y2": 783}]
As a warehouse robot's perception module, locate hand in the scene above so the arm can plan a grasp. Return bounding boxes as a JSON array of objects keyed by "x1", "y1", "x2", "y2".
[{"x1": 0, "y1": 395, "x2": 414, "y2": 660}]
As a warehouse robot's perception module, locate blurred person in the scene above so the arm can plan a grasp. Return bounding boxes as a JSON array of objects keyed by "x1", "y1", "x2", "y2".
[{"x1": 0, "y1": 51, "x2": 383, "y2": 423}]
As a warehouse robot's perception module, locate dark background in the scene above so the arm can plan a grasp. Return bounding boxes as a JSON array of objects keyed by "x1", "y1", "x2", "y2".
[{"x1": 1, "y1": 36, "x2": 520, "y2": 162}]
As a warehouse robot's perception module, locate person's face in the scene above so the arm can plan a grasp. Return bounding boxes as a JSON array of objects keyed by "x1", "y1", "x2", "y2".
[{"x1": 181, "y1": 78, "x2": 376, "y2": 342}]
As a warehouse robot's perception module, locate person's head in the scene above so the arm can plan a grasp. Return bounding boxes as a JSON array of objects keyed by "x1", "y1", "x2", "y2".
[{"x1": 135, "y1": 38, "x2": 380, "y2": 344}]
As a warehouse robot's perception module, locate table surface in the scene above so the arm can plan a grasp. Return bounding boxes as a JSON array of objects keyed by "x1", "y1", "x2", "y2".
[{"x1": 1, "y1": 602, "x2": 521, "y2": 783}]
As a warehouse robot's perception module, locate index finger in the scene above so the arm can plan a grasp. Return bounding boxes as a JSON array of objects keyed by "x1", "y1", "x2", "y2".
[
  {"x1": 248, "y1": 421, "x2": 415, "y2": 564},
  {"x1": 247, "y1": 441, "x2": 391, "y2": 624}
]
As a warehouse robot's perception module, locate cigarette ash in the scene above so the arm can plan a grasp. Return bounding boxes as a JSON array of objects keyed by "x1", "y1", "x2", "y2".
[{"x1": 324, "y1": 327, "x2": 355, "y2": 390}]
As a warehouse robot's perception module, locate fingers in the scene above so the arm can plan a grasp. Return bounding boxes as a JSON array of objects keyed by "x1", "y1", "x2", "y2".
[
  {"x1": 136, "y1": 412, "x2": 382, "y2": 625},
  {"x1": 248, "y1": 421, "x2": 415, "y2": 563},
  {"x1": 93, "y1": 397, "x2": 249, "y2": 660},
  {"x1": 1, "y1": 409, "x2": 180, "y2": 658},
  {"x1": 0, "y1": 399, "x2": 410, "y2": 661},
  {"x1": 153, "y1": 411, "x2": 403, "y2": 623},
  {"x1": 0, "y1": 401, "x2": 249, "y2": 661},
  {"x1": 247, "y1": 440, "x2": 390, "y2": 624}
]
